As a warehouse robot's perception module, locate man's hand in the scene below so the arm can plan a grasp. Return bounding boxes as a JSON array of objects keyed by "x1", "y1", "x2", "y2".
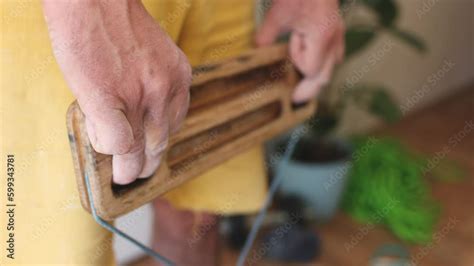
[
  {"x1": 43, "y1": 0, "x2": 191, "y2": 184},
  {"x1": 256, "y1": 0, "x2": 345, "y2": 103}
]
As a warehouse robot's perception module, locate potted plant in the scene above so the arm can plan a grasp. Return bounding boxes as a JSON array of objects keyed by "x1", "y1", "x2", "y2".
[{"x1": 267, "y1": 0, "x2": 426, "y2": 222}]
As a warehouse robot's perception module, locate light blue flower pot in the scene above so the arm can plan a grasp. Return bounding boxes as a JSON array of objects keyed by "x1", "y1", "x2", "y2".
[{"x1": 266, "y1": 136, "x2": 352, "y2": 222}]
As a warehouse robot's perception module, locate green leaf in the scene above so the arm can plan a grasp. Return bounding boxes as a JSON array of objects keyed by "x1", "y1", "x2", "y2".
[
  {"x1": 369, "y1": 88, "x2": 401, "y2": 123},
  {"x1": 310, "y1": 103, "x2": 341, "y2": 137},
  {"x1": 389, "y1": 28, "x2": 427, "y2": 53},
  {"x1": 349, "y1": 85, "x2": 401, "y2": 123},
  {"x1": 345, "y1": 26, "x2": 376, "y2": 58},
  {"x1": 311, "y1": 113, "x2": 339, "y2": 137},
  {"x1": 362, "y1": 0, "x2": 398, "y2": 27}
]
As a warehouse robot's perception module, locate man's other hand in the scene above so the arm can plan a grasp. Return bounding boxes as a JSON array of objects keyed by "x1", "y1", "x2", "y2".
[{"x1": 256, "y1": 0, "x2": 345, "y2": 103}]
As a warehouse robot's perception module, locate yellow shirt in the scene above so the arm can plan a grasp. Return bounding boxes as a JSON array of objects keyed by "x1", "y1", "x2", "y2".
[{"x1": 0, "y1": 0, "x2": 265, "y2": 264}]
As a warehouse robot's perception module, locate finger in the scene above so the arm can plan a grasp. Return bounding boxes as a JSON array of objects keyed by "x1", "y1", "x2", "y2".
[
  {"x1": 113, "y1": 145, "x2": 145, "y2": 184},
  {"x1": 292, "y1": 75, "x2": 322, "y2": 104},
  {"x1": 139, "y1": 88, "x2": 174, "y2": 178},
  {"x1": 112, "y1": 111, "x2": 146, "y2": 184},
  {"x1": 291, "y1": 27, "x2": 337, "y2": 77},
  {"x1": 292, "y1": 50, "x2": 336, "y2": 103},
  {"x1": 168, "y1": 84, "x2": 190, "y2": 134},
  {"x1": 83, "y1": 106, "x2": 134, "y2": 155},
  {"x1": 289, "y1": 31, "x2": 305, "y2": 68},
  {"x1": 256, "y1": 1, "x2": 292, "y2": 47},
  {"x1": 139, "y1": 110, "x2": 169, "y2": 178},
  {"x1": 85, "y1": 117, "x2": 97, "y2": 149},
  {"x1": 315, "y1": 48, "x2": 337, "y2": 88},
  {"x1": 168, "y1": 54, "x2": 191, "y2": 134}
]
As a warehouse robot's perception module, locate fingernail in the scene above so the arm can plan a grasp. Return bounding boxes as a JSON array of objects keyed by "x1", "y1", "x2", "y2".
[{"x1": 113, "y1": 174, "x2": 136, "y2": 185}]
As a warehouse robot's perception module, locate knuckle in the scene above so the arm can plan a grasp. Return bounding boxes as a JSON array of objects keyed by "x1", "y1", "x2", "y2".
[
  {"x1": 172, "y1": 80, "x2": 190, "y2": 97},
  {"x1": 91, "y1": 140, "x2": 129, "y2": 155},
  {"x1": 106, "y1": 131, "x2": 135, "y2": 155},
  {"x1": 320, "y1": 28, "x2": 333, "y2": 42},
  {"x1": 148, "y1": 72, "x2": 174, "y2": 93},
  {"x1": 90, "y1": 141, "x2": 107, "y2": 154},
  {"x1": 114, "y1": 141, "x2": 134, "y2": 155}
]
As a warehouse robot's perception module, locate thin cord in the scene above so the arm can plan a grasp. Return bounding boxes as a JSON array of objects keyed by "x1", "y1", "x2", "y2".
[
  {"x1": 84, "y1": 171, "x2": 175, "y2": 266},
  {"x1": 85, "y1": 127, "x2": 302, "y2": 266},
  {"x1": 237, "y1": 128, "x2": 302, "y2": 266}
]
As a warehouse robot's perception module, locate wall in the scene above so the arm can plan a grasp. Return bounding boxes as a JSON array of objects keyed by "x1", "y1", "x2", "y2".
[{"x1": 337, "y1": 0, "x2": 474, "y2": 134}]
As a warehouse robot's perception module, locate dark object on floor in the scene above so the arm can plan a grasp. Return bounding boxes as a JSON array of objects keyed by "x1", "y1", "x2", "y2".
[
  {"x1": 261, "y1": 225, "x2": 320, "y2": 263},
  {"x1": 274, "y1": 194, "x2": 308, "y2": 226},
  {"x1": 225, "y1": 215, "x2": 249, "y2": 250},
  {"x1": 224, "y1": 195, "x2": 309, "y2": 250}
]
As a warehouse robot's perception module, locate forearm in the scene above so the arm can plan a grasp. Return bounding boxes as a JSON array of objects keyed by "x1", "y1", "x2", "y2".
[
  {"x1": 42, "y1": 0, "x2": 192, "y2": 184},
  {"x1": 41, "y1": 0, "x2": 156, "y2": 98},
  {"x1": 42, "y1": 0, "x2": 145, "y2": 53}
]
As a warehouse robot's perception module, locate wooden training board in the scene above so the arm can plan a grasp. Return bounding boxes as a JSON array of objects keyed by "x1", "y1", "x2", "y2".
[{"x1": 67, "y1": 44, "x2": 316, "y2": 220}]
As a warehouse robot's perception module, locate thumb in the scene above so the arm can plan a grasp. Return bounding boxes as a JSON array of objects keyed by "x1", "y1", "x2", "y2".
[
  {"x1": 292, "y1": 51, "x2": 336, "y2": 103},
  {"x1": 84, "y1": 107, "x2": 134, "y2": 155},
  {"x1": 256, "y1": 3, "x2": 292, "y2": 47}
]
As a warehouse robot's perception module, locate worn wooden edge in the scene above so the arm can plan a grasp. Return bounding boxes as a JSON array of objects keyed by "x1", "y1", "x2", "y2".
[
  {"x1": 191, "y1": 44, "x2": 288, "y2": 86},
  {"x1": 66, "y1": 103, "x2": 92, "y2": 213}
]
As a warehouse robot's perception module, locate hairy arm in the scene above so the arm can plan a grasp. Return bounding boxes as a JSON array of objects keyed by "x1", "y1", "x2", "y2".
[{"x1": 43, "y1": 0, "x2": 191, "y2": 184}]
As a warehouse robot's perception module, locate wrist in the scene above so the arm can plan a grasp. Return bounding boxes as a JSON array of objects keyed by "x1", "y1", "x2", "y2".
[{"x1": 43, "y1": 0, "x2": 148, "y2": 51}]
